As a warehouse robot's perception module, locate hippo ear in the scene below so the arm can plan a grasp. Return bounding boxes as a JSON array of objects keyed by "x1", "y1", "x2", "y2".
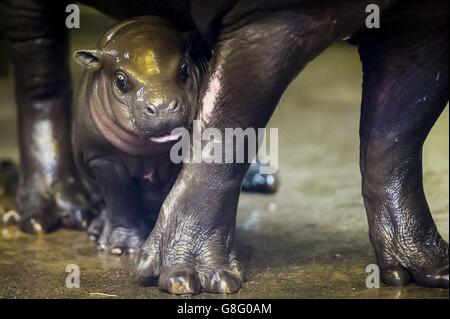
[{"x1": 73, "y1": 50, "x2": 102, "y2": 70}]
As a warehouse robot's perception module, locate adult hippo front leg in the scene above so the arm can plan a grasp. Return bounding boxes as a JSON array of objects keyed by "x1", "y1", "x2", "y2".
[
  {"x1": 358, "y1": 0, "x2": 449, "y2": 288},
  {"x1": 3, "y1": 0, "x2": 91, "y2": 232},
  {"x1": 136, "y1": 2, "x2": 387, "y2": 294}
]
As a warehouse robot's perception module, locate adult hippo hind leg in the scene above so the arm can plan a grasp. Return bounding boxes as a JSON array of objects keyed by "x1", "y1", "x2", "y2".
[
  {"x1": 3, "y1": 0, "x2": 92, "y2": 233},
  {"x1": 357, "y1": 0, "x2": 449, "y2": 288},
  {"x1": 136, "y1": 1, "x2": 384, "y2": 294}
]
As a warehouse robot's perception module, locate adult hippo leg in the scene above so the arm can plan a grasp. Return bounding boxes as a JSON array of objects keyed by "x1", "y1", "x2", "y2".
[
  {"x1": 3, "y1": 0, "x2": 91, "y2": 232},
  {"x1": 358, "y1": 1, "x2": 449, "y2": 288},
  {"x1": 136, "y1": 2, "x2": 386, "y2": 294}
]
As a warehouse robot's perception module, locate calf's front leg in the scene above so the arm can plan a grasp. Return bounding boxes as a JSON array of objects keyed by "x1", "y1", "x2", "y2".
[{"x1": 89, "y1": 159, "x2": 149, "y2": 255}]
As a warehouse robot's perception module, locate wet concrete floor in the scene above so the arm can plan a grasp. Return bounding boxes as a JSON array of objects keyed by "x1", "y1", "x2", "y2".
[{"x1": 0, "y1": 8, "x2": 448, "y2": 299}]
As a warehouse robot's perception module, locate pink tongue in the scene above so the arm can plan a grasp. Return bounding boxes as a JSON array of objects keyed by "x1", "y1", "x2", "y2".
[{"x1": 150, "y1": 132, "x2": 182, "y2": 144}]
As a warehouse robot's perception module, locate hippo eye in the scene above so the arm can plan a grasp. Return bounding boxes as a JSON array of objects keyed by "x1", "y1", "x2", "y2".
[
  {"x1": 115, "y1": 71, "x2": 129, "y2": 93},
  {"x1": 180, "y1": 63, "x2": 190, "y2": 82}
]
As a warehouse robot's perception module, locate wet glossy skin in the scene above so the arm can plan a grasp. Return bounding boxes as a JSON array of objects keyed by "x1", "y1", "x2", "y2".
[
  {"x1": 2, "y1": 0, "x2": 449, "y2": 295},
  {"x1": 1, "y1": 44, "x2": 448, "y2": 299},
  {"x1": 90, "y1": 17, "x2": 199, "y2": 139}
]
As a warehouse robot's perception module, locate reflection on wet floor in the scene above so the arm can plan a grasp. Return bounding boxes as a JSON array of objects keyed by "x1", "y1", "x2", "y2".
[{"x1": 0, "y1": 8, "x2": 448, "y2": 299}]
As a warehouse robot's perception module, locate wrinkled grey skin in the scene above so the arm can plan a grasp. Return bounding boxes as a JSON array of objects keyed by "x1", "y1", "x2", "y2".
[{"x1": 2, "y1": 0, "x2": 449, "y2": 294}]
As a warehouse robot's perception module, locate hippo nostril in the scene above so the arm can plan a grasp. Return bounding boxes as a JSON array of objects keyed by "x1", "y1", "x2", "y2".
[
  {"x1": 167, "y1": 100, "x2": 180, "y2": 112},
  {"x1": 144, "y1": 105, "x2": 156, "y2": 116}
]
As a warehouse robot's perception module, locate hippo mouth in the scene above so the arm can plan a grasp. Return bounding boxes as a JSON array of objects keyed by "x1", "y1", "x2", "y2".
[{"x1": 149, "y1": 131, "x2": 183, "y2": 144}]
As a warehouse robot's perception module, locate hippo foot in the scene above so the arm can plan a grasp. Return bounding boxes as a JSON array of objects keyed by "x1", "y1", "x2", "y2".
[
  {"x1": 16, "y1": 176, "x2": 92, "y2": 233},
  {"x1": 89, "y1": 210, "x2": 149, "y2": 255},
  {"x1": 137, "y1": 223, "x2": 244, "y2": 295},
  {"x1": 373, "y1": 230, "x2": 449, "y2": 289}
]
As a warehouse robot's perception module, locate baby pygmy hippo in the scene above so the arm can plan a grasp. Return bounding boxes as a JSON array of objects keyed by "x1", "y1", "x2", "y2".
[{"x1": 73, "y1": 16, "x2": 277, "y2": 254}]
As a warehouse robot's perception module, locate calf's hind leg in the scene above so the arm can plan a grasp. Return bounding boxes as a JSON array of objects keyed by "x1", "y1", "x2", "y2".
[{"x1": 358, "y1": 2, "x2": 449, "y2": 288}]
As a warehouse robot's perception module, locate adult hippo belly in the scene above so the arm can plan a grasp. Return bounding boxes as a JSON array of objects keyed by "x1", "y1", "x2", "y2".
[{"x1": 2, "y1": 0, "x2": 448, "y2": 294}]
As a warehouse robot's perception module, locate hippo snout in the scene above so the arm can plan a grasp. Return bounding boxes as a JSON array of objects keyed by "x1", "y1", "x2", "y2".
[
  {"x1": 131, "y1": 98, "x2": 189, "y2": 139},
  {"x1": 143, "y1": 99, "x2": 180, "y2": 116}
]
